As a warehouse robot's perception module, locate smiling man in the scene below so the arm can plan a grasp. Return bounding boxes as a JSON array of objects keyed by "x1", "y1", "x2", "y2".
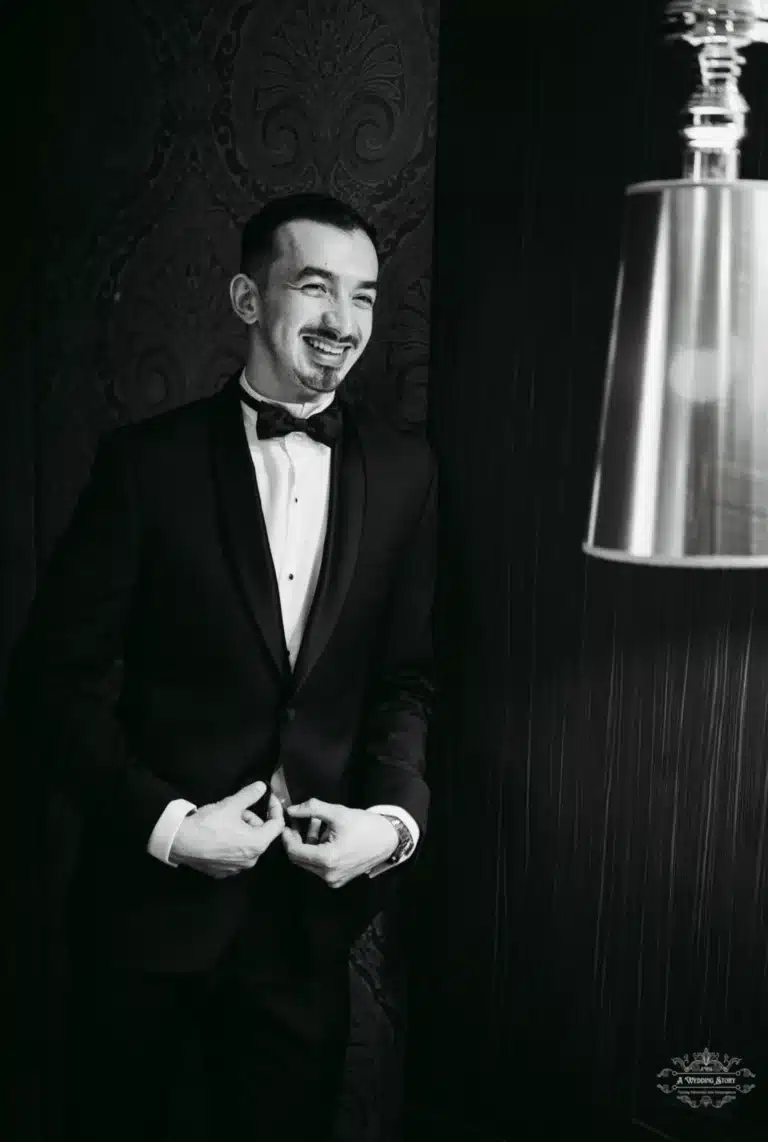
[
  {"x1": 235, "y1": 212, "x2": 379, "y2": 398},
  {"x1": 7, "y1": 194, "x2": 437, "y2": 1142}
]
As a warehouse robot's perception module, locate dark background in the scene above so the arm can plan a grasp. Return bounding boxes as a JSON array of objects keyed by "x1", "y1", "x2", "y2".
[
  {"x1": 4, "y1": 1, "x2": 768, "y2": 1141},
  {"x1": 3, "y1": 2, "x2": 438, "y2": 1140},
  {"x1": 407, "y1": 2, "x2": 768, "y2": 1140}
]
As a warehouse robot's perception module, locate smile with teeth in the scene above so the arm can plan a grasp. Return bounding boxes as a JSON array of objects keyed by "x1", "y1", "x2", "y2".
[{"x1": 304, "y1": 336, "x2": 348, "y2": 357}]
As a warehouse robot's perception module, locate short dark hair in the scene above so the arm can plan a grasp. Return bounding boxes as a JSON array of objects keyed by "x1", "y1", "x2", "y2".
[{"x1": 240, "y1": 193, "x2": 379, "y2": 283}]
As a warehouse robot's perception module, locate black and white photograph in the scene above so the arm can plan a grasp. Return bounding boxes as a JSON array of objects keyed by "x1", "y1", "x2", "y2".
[{"x1": 3, "y1": 2, "x2": 768, "y2": 1141}]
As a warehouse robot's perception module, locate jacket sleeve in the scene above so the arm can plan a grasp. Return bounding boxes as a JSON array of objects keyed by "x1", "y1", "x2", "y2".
[
  {"x1": 354, "y1": 458, "x2": 437, "y2": 835},
  {"x1": 5, "y1": 430, "x2": 181, "y2": 848}
]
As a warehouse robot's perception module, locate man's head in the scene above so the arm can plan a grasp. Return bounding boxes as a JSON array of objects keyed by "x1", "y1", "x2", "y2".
[{"x1": 230, "y1": 193, "x2": 380, "y2": 402}]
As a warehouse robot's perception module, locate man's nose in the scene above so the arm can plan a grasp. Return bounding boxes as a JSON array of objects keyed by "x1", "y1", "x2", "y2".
[{"x1": 320, "y1": 297, "x2": 354, "y2": 340}]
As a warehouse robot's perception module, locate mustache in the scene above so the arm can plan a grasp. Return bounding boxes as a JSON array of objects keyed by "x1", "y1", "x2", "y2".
[{"x1": 302, "y1": 329, "x2": 357, "y2": 349}]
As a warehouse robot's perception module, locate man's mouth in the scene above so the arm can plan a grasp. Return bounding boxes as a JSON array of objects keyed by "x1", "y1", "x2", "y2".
[{"x1": 302, "y1": 335, "x2": 352, "y2": 362}]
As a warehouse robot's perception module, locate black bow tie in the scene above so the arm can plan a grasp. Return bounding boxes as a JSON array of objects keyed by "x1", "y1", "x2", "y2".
[{"x1": 239, "y1": 387, "x2": 343, "y2": 448}]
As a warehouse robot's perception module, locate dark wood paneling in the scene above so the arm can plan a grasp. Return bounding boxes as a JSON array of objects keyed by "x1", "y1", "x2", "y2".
[{"x1": 406, "y1": 2, "x2": 768, "y2": 1140}]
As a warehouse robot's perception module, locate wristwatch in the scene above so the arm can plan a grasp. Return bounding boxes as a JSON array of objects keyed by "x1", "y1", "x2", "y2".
[{"x1": 378, "y1": 814, "x2": 415, "y2": 865}]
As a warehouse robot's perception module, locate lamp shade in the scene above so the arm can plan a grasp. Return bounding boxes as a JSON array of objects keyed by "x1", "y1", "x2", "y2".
[{"x1": 584, "y1": 180, "x2": 768, "y2": 566}]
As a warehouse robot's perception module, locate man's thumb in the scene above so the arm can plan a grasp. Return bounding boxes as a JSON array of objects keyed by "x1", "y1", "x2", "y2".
[{"x1": 225, "y1": 780, "x2": 267, "y2": 809}]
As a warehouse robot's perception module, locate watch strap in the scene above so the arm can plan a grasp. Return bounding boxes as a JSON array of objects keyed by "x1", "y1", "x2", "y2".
[{"x1": 378, "y1": 813, "x2": 415, "y2": 864}]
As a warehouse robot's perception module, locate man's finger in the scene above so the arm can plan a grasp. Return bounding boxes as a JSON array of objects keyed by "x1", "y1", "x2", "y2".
[
  {"x1": 255, "y1": 814, "x2": 285, "y2": 849},
  {"x1": 281, "y1": 826, "x2": 304, "y2": 854},
  {"x1": 281, "y1": 842, "x2": 328, "y2": 878},
  {"x1": 243, "y1": 794, "x2": 282, "y2": 829},
  {"x1": 306, "y1": 816, "x2": 323, "y2": 844},
  {"x1": 282, "y1": 826, "x2": 335, "y2": 871},
  {"x1": 281, "y1": 825, "x2": 303, "y2": 852},
  {"x1": 285, "y1": 798, "x2": 342, "y2": 825},
  {"x1": 266, "y1": 793, "x2": 284, "y2": 822},
  {"x1": 282, "y1": 827, "x2": 334, "y2": 868},
  {"x1": 224, "y1": 780, "x2": 267, "y2": 810}
]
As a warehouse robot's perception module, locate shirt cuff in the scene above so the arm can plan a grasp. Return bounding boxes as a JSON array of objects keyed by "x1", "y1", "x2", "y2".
[
  {"x1": 366, "y1": 804, "x2": 421, "y2": 879},
  {"x1": 146, "y1": 799, "x2": 197, "y2": 866}
]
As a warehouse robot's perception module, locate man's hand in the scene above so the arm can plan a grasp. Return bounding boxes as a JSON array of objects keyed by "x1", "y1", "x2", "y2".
[
  {"x1": 282, "y1": 799, "x2": 398, "y2": 888},
  {"x1": 169, "y1": 780, "x2": 284, "y2": 879}
]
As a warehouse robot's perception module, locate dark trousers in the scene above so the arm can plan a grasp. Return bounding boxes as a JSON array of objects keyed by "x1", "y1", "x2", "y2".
[{"x1": 62, "y1": 861, "x2": 352, "y2": 1142}]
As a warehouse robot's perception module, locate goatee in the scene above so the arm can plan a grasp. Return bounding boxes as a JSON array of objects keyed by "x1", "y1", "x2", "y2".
[{"x1": 304, "y1": 366, "x2": 342, "y2": 393}]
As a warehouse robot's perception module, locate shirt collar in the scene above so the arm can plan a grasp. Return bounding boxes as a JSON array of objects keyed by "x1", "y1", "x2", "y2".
[{"x1": 239, "y1": 369, "x2": 337, "y2": 421}]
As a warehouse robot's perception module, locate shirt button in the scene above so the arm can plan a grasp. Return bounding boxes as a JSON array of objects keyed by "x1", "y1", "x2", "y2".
[{"x1": 288, "y1": 573, "x2": 294, "y2": 581}]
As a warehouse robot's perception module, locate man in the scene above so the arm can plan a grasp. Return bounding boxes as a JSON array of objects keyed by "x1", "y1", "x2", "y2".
[{"x1": 8, "y1": 193, "x2": 437, "y2": 1141}]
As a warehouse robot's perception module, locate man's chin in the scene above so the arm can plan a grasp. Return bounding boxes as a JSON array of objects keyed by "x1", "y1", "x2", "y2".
[{"x1": 296, "y1": 368, "x2": 346, "y2": 395}]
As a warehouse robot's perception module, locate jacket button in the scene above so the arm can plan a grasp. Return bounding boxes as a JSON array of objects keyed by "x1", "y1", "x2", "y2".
[{"x1": 282, "y1": 706, "x2": 295, "y2": 723}]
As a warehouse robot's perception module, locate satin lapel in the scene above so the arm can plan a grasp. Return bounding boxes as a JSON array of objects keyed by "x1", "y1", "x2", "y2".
[
  {"x1": 209, "y1": 377, "x2": 289, "y2": 682},
  {"x1": 291, "y1": 407, "x2": 366, "y2": 694}
]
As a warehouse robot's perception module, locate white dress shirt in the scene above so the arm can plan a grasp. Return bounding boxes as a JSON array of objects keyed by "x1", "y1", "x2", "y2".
[{"x1": 147, "y1": 370, "x2": 420, "y2": 876}]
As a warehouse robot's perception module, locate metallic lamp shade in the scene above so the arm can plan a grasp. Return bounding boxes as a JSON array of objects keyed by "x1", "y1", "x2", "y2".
[{"x1": 584, "y1": 180, "x2": 768, "y2": 566}]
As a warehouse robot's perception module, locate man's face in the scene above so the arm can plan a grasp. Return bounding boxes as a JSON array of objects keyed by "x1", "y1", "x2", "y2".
[{"x1": 246, "y1": 219, "x2": 379, "y2": 399}]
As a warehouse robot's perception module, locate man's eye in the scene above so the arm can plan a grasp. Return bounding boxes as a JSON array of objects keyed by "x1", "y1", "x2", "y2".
[
  {"x1": 302, "y1": 282, "x2": 327, "y2": 294},
  {"x1": 355, "y1": 296, "x2": 375, "y2": 307}
]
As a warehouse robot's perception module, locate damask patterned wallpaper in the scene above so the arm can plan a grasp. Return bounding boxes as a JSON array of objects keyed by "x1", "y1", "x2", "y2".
[
  {"x1": 36, "y1": 0, "x2": 438, "y2": 562},
  {"x1": 8, "y1": 3, "x2": 439, "y2": 1141}
]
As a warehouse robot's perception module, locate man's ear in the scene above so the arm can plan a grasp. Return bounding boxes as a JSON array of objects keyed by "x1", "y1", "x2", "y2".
[{"x1": 229, "y1": 273, "x2": 261, "y2": 326}]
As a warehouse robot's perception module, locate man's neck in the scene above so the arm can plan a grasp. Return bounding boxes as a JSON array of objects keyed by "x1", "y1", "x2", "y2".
[{"x1": 240, "y1": 369, "x2": 336, "y2": 419}]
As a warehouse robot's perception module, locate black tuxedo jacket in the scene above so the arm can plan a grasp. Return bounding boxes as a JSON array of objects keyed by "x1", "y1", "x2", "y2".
[{"x1": 8, "y1": 375, "x2": 437, "y2": 972}]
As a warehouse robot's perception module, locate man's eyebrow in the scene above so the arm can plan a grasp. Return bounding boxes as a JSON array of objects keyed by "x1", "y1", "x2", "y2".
[{"x1": 294, "y1": 265, "x2": 378, "y2": 291}]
